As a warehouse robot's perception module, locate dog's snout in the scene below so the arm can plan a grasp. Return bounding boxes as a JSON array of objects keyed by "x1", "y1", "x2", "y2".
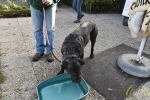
[
  {"x1": 72, "y1": 76, "x2": 81, "y2": 83},
  {"x1": 76, "y1": 79, "x2": 81, "y2": 83},
  {"x1": 72, "y1": 78, "x2": 81, "y2": 83}
]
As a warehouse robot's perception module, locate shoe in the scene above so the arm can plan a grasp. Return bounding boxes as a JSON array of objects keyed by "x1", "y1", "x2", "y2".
[
  {"x1": 74, "y1": 14, "x2": 84, "y2": 23},
  {"x1": 46, "y1": 53, "x2": 54, "y2": 62},
  {"x1": 32, "y1": 53, "x2": 44, "y2": 62},
  {"x1": 81, "y1": 14, "x2": 84, "y2": 19},
  {"x1": 74, "y1": 20, "x2": 80, "y2": 23}
]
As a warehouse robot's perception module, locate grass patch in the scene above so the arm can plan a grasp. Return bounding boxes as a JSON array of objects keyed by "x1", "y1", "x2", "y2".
[
  {"x1": 0, "y1": 50, "x2": 5, "y2": 99},
  {"x1": 0, "y1": 52, "x2": 5, "y2": 84},
  {"x1": 0, "y1": 9, "x2": 30, "y2": 17},
  {"x1": 0, "y1": 0, "x2": 30, "y2": 17},
  {"x1": 0, "y1": 94, "x2": 2, "y2": 99},
  {"x1": 0, "y1": 71, "x2": 4, "y2": 84}
]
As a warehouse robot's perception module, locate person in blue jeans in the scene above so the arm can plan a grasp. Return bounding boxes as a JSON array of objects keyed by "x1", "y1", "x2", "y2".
[
  {"x1": 72, "y1": 0, "x2": 84, "y2": 23},
  {"x1": 28, "y1": 0, "x2": 57, "y2": 62}
]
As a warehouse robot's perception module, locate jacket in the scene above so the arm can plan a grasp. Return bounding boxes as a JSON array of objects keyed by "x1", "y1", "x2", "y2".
[{"x1": 27, "y1": 0, "x2": 59, "y2": 11}]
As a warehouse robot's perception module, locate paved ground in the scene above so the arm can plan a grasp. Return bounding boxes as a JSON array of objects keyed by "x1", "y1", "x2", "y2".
[{"x1": 0, "y1": 2, "x2": 150, "y2": 100}]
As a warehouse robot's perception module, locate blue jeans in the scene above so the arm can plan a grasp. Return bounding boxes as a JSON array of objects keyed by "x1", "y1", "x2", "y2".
[
  {"x1": 30, "y1": 5, "x2": 56, "y2": 54},
  {"x1": 72, "y1": 0, "x2": 83, "y2": 20}
]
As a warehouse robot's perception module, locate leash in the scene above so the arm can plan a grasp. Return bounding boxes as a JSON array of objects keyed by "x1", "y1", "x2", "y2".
[{"x1": 43, "y1": 7, "x2": 62, "y2": 63}]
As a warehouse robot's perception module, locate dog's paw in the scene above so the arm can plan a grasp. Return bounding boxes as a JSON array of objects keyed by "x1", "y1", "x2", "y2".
[
  {"x1": 89, "y1": 55, "x2": 94, "y2": 59},
  {"x1": 57, "y1": 72, "x2": 63, "y2": 75}
]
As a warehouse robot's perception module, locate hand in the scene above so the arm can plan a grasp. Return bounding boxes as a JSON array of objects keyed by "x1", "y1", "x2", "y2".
[{"x1": 42, "y1": 0, "x2": 52, "y2": 6}]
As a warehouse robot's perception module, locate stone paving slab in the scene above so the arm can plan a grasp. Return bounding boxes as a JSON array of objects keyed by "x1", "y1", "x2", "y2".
[{"x1": 0, "y1": 3, "x2": 150, "y2": 100}]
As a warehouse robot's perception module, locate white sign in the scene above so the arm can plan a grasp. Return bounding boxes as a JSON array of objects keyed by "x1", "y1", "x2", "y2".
[{"x1": 122, "y1": 0, "x2": 133, "y2": 17}]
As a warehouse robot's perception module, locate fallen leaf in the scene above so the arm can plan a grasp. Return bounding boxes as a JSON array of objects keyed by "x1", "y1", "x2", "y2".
[
  {"x1": 24, "y1": 88, "x2": 28, "y2": 91},
  {"x1": 17, "y1": 52, "x2": 21, "y2": 54},
  {"x1": 3, "y1": 94, "x2": 9, "y2": 97},
  {"x1": 4, "y1": 65, "x2": 8, "y2": 67},
  {"x1": 14, "y1": 88, "x2": 22, "y2": 92},
  {"x1": 34, "y1": 72, "x2": 38, "y2": 75},
  {"x1": 2, "y1": 28, "x2": 8, "y2": 30},
  {"x1": 7, "y1": 47, "x2": 11, "y2": 50},
  {"x1": 44, "y1": 73, "x2": 47, "y2": 78},
  {"x1": 33, "y1": 93, "x2": 38, "y2": 98},
  {"x1": 3, "y1": 52, "x2": 7, "y2": 54},
  {"x1": 108, "y1": 88, "x2": 113, "y2": 92},
  {"x1": 26, "y1": 50, "x2": 30, "y2": 52}
]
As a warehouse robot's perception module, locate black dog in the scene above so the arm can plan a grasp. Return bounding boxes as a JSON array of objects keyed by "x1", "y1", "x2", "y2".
[{"x1": 58, "y1": 21, "x2": 98, "y2": 83}]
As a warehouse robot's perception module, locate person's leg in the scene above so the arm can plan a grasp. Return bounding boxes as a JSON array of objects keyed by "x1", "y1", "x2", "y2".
[
  {"x1": 45, "y1": 5, "x2": 56, "y2": 53},
  {"x1": 30, "y1": 5, "x2": 44, "y2": 61},
  {"x1": 77, "y1": 0, "x2": 83, "y2": 20},
  {"x1": 45, "y1": 5, "x2": 57, "y2": 62},
  {"x1": 74, "y1": 0, "x2": 83, "y2": 23},
  {"x1": 30, "y1": 5, "x2": 45, "y2": 53},
  {"x1": 72, "y1": 0, "x2": 77, "y2": 11}
]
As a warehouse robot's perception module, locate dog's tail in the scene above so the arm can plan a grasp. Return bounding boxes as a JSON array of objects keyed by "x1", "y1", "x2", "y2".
[
  {"x1": 94, "y1": 23, "x2": 98, "y2": 35},
  {"x1": 91, "y1": 21, "x2": 98, "y2": 36},
  {"x1": 89, "y1": 21, "x2": 98, "y2": 58}
]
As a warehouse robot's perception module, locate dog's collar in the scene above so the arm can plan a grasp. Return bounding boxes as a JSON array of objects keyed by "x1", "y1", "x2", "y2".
[{"x1": 63, "y1": 54, "x2": 78, "y2": 60}]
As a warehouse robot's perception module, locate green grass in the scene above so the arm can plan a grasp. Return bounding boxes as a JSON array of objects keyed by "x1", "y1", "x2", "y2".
[
  {"x1": 0, "y1": 0, "x2": 30, "y2": 17},
  {"x1": 0, "y1": 71, "x2": 4, "y2": 84},
  {"x1": 0, "y1": 46, "x2": 4, "y2": 99},
  {"x1": 0, "y1": 48, "x2": 5, "y2": 84},
  {"x1": 0, "y1": 4, "x2": 28, "y2": 11},
  {"x1": 0, "y1": 94, "x2": 2, "y2": 100},
  {"x1": 0, "y1": 0, "x2": 29, "y2": 11},
  {"x1": 0, "y1": 52, "x2": 4, "y2": 100}
]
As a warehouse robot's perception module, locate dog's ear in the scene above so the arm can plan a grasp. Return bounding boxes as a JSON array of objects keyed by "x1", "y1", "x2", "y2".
[
  {"x1": 78, "y1": 59, "x2": 85, "y2": 65},
  {"x1": 61, "y1": 61, "x2": 68, "y2": 69}
]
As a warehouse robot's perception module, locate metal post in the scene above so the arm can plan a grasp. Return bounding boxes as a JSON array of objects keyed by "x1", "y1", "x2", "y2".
[{"x1": 136, "y1": 37, "x2": 147, "y2": 61}]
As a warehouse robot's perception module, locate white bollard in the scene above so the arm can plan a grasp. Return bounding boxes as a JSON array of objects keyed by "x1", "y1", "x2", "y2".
[{"x1": 136, "y1": 37, "x2": 147, "y2": 61}]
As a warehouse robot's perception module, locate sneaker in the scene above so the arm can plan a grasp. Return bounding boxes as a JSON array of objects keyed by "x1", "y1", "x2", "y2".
[
  {"x1": 81, "y1": 14, "x2": 84, "y2": 19},
  {"x1": 74, "y1": 20, "x2": 80, "y2": 23},
  {"x1": 46, "y1": 53, "x2": 54, "y2": 62},
  {"x1": 32, "y1": 53, "x2": 44, "y2": 62}
]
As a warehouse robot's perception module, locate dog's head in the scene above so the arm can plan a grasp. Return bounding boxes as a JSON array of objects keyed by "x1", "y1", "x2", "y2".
[{"x1": 61, "y1": 58, "x2": 85, "y2": 83}]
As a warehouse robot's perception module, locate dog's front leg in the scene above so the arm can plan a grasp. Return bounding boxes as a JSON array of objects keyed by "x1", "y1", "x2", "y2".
[
  {"x1": 81, "y1": 53, "x2": 84, "y2": 59},
  {"x1": 89, "y1": 49, "x2": 94, "y2": 59},
  {"x1": 57, "y1": 67, "x2": 65, "y2": 75}
]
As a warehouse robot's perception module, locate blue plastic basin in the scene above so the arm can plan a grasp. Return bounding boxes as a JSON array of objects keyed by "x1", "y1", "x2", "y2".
[{"x1": 36, "y1": 73, "x2": 89, "y2": 100}]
